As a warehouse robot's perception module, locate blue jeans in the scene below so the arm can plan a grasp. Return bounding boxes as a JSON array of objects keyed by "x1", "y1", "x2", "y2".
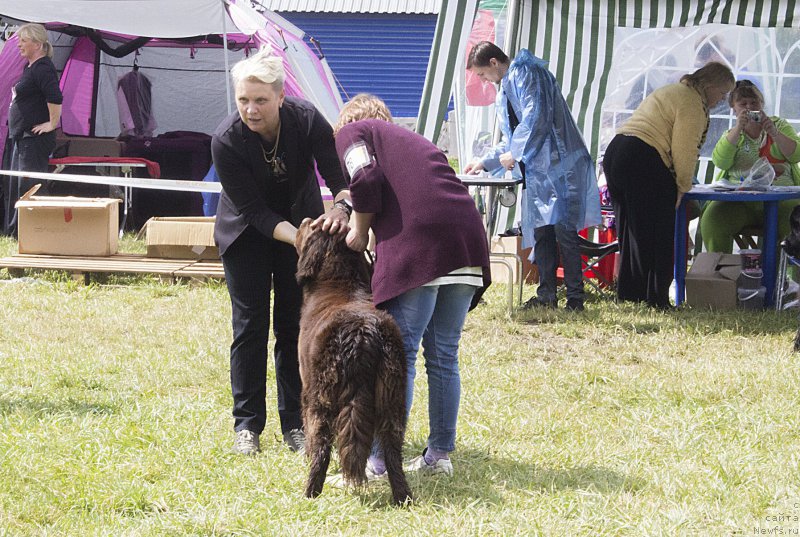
[{"x1": 381, "y1": 283, "x2": 476, "y2": 453}]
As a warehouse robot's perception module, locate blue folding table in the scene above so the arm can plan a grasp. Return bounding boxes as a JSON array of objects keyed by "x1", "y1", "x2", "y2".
[{"x1": 674, "y1": 187, "x2": 800, "y2": 308}]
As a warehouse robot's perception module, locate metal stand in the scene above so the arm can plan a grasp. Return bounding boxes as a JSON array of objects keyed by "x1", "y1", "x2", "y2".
[
  {"x1": 775, "y1": 241, "x2": 800, "y2": 310},
  {"x1": 52, "y1": 161, "x2": 147, "y2": 237},
  {"x1": 459, "y1": 174, "x2": 524, "y2": 313}
]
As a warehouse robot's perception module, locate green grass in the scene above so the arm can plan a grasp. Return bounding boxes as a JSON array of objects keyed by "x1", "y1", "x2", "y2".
[{"x1": 0, "y1": 235, "x2": 799, "y2": 535}]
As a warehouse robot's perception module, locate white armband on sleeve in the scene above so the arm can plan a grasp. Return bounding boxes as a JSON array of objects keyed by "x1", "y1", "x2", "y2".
[{"x1": 344, "y1": 141, "x2": 373, "y2": 178}]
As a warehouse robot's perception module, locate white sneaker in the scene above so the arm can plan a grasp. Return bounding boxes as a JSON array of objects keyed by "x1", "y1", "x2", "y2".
[
  {"x1": 404, "y1": 451, "x2": 453, "y2": 476},
  {"x1": 364, "y1": 459, "x2": 388, "y2": 482},
  {"x1": 786, "y1": 279, "x2": 800, "y2": 296},
  {"x1": 325, "y1": 472, "x2": 348, "y2": 488},
  {"x1": 232, "y1": 429, "x2": 260, "y2": 455},
  {"x1": 783, "y1": 297, "x2": 800, "y2": 310},
  {"x1": 326, "y1": 460, "x2": 387, "y2": 488}
]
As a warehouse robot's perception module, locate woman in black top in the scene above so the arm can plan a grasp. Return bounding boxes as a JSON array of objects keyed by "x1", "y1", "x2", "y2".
[
  {"x1": 3, "y1": 23, "x2": 63, "y2": 236},
  {"x1": 212, "y1": 47, "x2": 350, "y2": 455}
]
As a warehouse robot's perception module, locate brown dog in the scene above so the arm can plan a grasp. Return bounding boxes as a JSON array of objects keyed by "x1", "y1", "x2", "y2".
[{"x1": 295, "y1": 219, "x2": 412, "y2": 505}]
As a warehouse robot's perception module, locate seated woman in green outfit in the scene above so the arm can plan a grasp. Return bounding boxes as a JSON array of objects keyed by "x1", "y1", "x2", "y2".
[{"x1": 700, "y1": 79, "x2": 800, "y2": 253}]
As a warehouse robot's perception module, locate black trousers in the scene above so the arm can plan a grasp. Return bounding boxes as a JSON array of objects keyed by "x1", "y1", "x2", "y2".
[
  {"x1": 222, "y1": 226, "x2": 303, "y2": 435},
  {"x1": 2, "y1": 132, "x2": 56, "y2": 237},
  {"x1": 603, "y1": 134, "x2": 677, "y2": 308}
]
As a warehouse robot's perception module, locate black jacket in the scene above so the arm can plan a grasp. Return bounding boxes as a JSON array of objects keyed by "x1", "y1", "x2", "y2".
[{"x1": 211, "y1": 96, "x2": 346, "y2": 255}]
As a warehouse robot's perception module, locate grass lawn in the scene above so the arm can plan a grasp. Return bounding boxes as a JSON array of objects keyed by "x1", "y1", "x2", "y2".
[{"x1": 0, "y1": 235, "x2": 798, "y2": 536}]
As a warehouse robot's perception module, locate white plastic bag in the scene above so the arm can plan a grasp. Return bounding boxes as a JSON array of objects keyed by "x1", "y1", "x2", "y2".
[{"x1": 740, "y1": 156, "x2": 775, "y2": 190}]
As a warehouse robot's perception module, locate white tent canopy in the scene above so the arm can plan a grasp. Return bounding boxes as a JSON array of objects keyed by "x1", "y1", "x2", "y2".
[{"x1": 0, "y1": 0, "x2": 251, "y2": 38}]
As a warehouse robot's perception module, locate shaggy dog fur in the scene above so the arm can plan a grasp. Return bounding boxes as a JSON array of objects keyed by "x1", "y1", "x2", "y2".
[
  {"x1": 784, "y1": 205, "x2": 800, "y2": 351},
  {"x1": 295, "y1": 219, "x2": 412, "y2": 505}
]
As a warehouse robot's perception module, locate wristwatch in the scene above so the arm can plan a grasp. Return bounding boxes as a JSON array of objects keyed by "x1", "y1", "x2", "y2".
[{"x1": 334, "y1": 198, "x2": 353, "y2": 217}]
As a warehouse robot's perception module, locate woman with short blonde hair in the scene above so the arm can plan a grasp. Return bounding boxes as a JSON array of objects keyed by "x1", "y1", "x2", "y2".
[
  {"x1": 230, "y1": 46, "x2": 285, "y2": 89},
  {"x1": 16, "y1": 23, "x2": 53, "y2": 58},
  {"x1": 322, "y1": 93, "x2": 490, "y2": 481},
  {"x1": 212, "y1": 46, "x2": 350, "y2": 456}
]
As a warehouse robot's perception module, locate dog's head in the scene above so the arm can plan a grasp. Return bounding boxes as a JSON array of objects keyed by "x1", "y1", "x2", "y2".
[
  {"x1": 295, "y1": 218, "x2": 372, "y2": 288},
  {"x1": 785, "y1": 205, "x2": 800, "y2": 258}
]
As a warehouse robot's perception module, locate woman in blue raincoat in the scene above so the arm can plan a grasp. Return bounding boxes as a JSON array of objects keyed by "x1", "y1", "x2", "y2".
[{"x1": 465, "y1": 41, "x2": 600, "y2": 312}]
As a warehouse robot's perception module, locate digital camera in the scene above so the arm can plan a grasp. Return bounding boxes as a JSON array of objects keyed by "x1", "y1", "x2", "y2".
[{"x1": 747, "y1": 111, "x2": 763, "y2": 122}]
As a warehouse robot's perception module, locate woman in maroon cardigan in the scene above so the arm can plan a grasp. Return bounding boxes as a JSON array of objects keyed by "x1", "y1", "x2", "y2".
[{"x1": 317, "y1": 94, "x2": 490, "y2": 481}]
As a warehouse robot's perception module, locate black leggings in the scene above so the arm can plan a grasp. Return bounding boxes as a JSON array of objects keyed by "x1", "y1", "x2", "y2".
[{"x1": 603, "y1": 135, "x2": 677, "y2": 308}]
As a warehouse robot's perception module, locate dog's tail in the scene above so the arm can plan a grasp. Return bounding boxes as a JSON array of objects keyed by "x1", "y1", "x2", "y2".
[
  {"x1": 373, "y1": 320, "x2": 413, "y2": 504},
  {"x1": 333, "y1": 317, "x2": 384, "y2": 485}
]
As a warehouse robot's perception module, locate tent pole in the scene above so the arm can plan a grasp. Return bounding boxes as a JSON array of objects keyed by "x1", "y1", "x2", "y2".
[
  {"x1": 492, "y1": 1, "x2": 522, "y2": 148},
  {"x1": 504, "y1": 0, "x2": 520, "y2": 54},
  {"x1": 222, "y1": 0, "x2": 231, "y2": 114}
]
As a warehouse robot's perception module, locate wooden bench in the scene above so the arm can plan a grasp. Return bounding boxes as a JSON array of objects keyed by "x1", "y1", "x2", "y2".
[{"x1": 0, "y1": 253, "x2": 224, "y2": 284}]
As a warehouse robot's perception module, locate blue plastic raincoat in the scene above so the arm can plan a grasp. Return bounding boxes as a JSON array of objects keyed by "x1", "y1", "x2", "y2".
[{"x1": 480, "y1": 50, "x2": 601, "y2": 248}]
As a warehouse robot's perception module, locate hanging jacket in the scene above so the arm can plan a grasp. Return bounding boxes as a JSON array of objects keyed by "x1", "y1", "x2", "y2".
[
  {"x1": 480, "y1": 49, "x2": 601, "y2": 245},
  {"x1": 117, "y1": 70, "x2": 156, "y2": 137}
]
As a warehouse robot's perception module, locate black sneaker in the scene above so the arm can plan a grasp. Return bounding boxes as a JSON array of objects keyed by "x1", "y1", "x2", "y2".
[
  {"x1": 498, "y1": 226, "x2": 522, "y2": 237},
  {"x1": 565, "y1": 299, "x2": 585, "y2": 312},
  {"x1": 522, "y1": 297, "x2": 557, "y2": 310},
  {"x1": 283, "y1": 428, "x2": 306, "y2": 454}
]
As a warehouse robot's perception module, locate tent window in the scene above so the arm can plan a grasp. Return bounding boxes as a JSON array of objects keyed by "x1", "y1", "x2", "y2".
[{"x1": 602, "y1": 24, "x2": 800, "y2": 181}]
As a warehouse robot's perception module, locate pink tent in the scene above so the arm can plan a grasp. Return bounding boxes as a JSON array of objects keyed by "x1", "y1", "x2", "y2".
[{"x1": 0, "y1": 0, "x2": 342, "y2": 166}]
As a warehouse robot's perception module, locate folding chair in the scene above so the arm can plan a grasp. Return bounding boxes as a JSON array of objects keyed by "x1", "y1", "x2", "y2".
[
  {"x1": 734, "y1": 225, "x2": 763, "y2": 250},
  {"x1": 555, "y1": 224, "x2": 619, "y2": 294},
  {"x1": 577, "y1": 234, "x2": 619, "y2": 294},
  {"x1": 775, "y1": 239, "x2": 800, "y2": 310},
  {"x1": 554, "y1": 177, "x2": 618, "y2": 295}
]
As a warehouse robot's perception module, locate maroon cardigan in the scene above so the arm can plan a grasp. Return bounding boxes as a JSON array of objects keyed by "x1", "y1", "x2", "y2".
[{"x1": 336, "y1": 119, "x2": 490, "y2": 308}]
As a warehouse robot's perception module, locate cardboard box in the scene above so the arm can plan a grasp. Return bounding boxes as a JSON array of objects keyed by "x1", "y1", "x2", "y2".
[
  {"x1": 490, "y1": 236, "x2": 538, "y2": 285},
  {"x1": 685, "y1": 252, "x2": 742, "y2": 309},
  {"x1": 145, "y1": 216, "x2": 218, "y2": 260},
  {"x1": 16, "y1": 195, "x2": 120, "y2": 256}
]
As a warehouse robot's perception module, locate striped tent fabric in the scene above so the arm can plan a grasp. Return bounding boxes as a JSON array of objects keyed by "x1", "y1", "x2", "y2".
[
  {"x1": 416, "y1": 0, "x2": 479, "y2": 141},
  {"x1": 418, "y1": 0, "x2": 800, "y2": 236},
  {"x1": 419, "y1": 0, "x2": 800, "y2": 158},
  {"x1": 512, "y1": 0, "x2": 800, "y2": 169}
]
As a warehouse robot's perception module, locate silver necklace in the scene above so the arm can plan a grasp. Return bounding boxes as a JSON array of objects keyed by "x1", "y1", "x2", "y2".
[{"x1": 260, "y1": 120, "x2": 281, "y2": 174}]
